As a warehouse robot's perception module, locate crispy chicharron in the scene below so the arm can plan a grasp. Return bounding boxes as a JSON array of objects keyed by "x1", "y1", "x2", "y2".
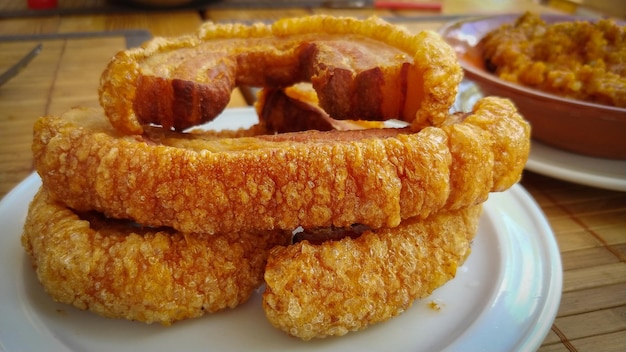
[
  {"x1": 33, "y1": 97, "x2": 528, "y2": 234},
  {"x1": 24, "y1": 14, "x2": 532, "y2": 341},
  {"x1": 99, "y1": 15, "x2": 462, "y2": 134},
  {"x1": 22, "y1": 187, "x2": 291, "y2": 325}
]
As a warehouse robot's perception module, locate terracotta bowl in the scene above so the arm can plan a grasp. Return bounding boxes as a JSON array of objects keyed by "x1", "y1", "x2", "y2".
[{"x1": 439, "y1": 14, "x2": 626, "y2": 160}]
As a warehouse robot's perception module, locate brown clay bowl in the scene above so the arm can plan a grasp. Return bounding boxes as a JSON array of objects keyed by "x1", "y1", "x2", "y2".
[{"x1": 439, "y1": 14, "x2": 626, "y2": 160}]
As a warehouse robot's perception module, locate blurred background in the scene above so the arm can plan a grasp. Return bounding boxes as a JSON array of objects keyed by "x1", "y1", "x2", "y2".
[{"x1": 1, "y1": 0, "x2": 624, "y2": 19}]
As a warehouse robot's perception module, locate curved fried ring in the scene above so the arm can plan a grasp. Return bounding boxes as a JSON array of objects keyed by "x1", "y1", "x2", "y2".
[
  {"x1": 98, "y1": 15, "x2": 462, "y2": 134},
  {"x1": 263, "y1": 204, "x2": 483, "y2": 340},
  {"x1": 33, "y1": 97, "x2": 528, "y2": 234},
  {"x1": 21, "y1": 187, "x2": 290, "y2": 325},
  {"x1": 255, "y1": 86, "x2": 530, "y2": 199}
]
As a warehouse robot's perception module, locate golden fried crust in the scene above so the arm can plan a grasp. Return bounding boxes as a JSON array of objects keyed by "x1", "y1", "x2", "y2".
[
  {"x1": 262, "y1": 204, "x2": 483, "y2": 340},
  {"x1": 262, "y1": 89, "x2": 529, "y2": 208},
  {"x1": 98, "y1": 15, "x2": 461, "y2": 134},
  {"x1": 33, "y1": 97, "x2": 528, "y2": 234},
  {"x1": 33, "y1": 107, "x2": 443, "y2": 234},
  {"x1": 21, "y1": 187, "x2": 291, "y2": 325},
  {"x1": 464, "y1": 96, "x2": 530, "y2": 191}
]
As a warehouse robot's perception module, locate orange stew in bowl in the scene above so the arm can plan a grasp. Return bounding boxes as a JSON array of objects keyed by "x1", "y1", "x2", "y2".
[{"x1": 480, "y1": 12, "x2": 626, "y2": 108}]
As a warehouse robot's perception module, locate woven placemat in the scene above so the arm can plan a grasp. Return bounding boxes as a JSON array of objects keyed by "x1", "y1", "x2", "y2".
[{"x1": 0, "y1": 29, "x2": 151, "y2": 48}]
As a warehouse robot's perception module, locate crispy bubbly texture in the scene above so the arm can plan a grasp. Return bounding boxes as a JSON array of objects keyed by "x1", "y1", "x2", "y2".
[
  {"x1": 263, "y1": 204, "x2": 482, "y2": 340},
  {"x1": 98, "y1": 15, "x2": 462, "y2": 134},
  {"x1": 21, "y1": 187, "x2": 291, "y2": 325},
  {"x1": 33, "y1": 97, "x2": 529, "y2": 234},
  {"x1": 481, "y1": 12, "x2": 626, "y2": 107}
]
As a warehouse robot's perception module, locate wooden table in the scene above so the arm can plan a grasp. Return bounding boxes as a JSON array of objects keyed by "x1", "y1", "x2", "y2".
[{"x1": 1, "y1": 1, "x2": 624, "y2": 351}]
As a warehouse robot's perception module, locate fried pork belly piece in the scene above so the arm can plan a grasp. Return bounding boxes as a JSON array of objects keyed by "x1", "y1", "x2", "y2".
[
  {"x1": 462, "y1": 95, "x2": 530, "y2": 191},
  {"x1": 256, "y1": 86, "x2": 390, "y2": 133},
  {"x1": 99, "y1": 15, "x2": 462, "y2": 134},
  {"x1": 263, "y1": 204, "x2": 483, "y2": 340},
  {"x1": 32, "y1": 97, "x2": 528, "y2": 234},
  {"x1": 33, "y1": 107, "x2": 441, "y2": 234},
  {"x1": 21, "y1": 187, "x2": 290, "y2": 325},
  {"x1": 258, "y1": 86, "x2": 531, "y2": 196}
]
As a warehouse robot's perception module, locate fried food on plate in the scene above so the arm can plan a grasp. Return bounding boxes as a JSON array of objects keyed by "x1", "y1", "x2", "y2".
[
  {"x1": 481, "y1": 12, "x2": 626, "y2": 107},
  {"x1": 263, "y1": 204, "x2": 482, "y2": 340},
  {"x1": 22, "y1": 187, "x2": 291, "y2": 325},
  {"x1": 24, "y1": 14, "x2": 532, "y2": 338},
  {"x1": 33, "y1": 97, "x2": 528, "y2": 234},
  {"x1": 99, "y1": 15, "x2": 462, "y2": 134}
]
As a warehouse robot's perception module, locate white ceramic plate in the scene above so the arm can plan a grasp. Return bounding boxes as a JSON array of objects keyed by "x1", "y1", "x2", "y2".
[
  {"x1": 455, "y1": 81, "x2": 626, "y2": 192},
  {"x1": 525, "y1": 142, "x2": 626, "y2": 192},
  {"x1": 0, "y1": 109, "x2": 562, "y2": 352}
]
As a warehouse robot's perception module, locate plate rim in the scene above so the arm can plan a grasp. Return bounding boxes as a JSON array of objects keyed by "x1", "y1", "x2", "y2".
[{"x1": 526, "y1": 141, "x2": 626, "y2": 192}]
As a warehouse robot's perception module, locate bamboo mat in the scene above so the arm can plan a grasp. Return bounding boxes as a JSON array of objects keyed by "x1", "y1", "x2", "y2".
[{"x1": 520, "y1": 172, "x2": 626, "y2": 351}]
